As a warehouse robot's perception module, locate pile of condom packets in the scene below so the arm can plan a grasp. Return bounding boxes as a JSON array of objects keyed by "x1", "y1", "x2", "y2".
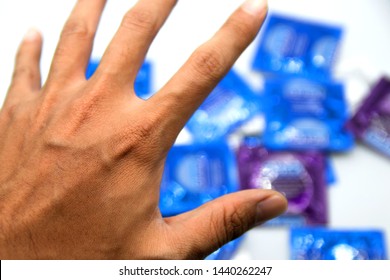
[
  {"x1": 159, "y1": 14, "x2": 357, "y2": 257},
  {"x1": 247, "y1": 14, "x2": 388, "y2": 259},
  {"x1": 253, "y1": 13, "x2": 353, "y2": 152},
  {"x1": 239, "y1": 13, "x2": 353, "y2": 227}
]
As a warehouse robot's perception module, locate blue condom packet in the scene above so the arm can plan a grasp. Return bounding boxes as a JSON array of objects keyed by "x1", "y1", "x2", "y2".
[
  {"x1": 159, "y1": 142, "x2": 238, "y2": 217},
  {"x1": 86, "y1": 59, "x2": 152, "y2": 99},
  {"x1": 252, "y1": 13, "x2": 343, "y2": 79},
  {"x1": 262, "y1": 76, "x2": 354, "y2": 151},
  {"x1": 186, "y1": 69, "x2": 261, "y2": 142},
  {"x1": 290, "y1": 228, "x2": 387, "y2": 260},
  {"x1": 205, "y1": 237, "x2": 244, "y2": 260},
  {"x1": 237, "y1": 137, "x2": 328, "y2": 226},
  {"x1": 347, "y1": 77, "x2": 390, "y2": 158}
]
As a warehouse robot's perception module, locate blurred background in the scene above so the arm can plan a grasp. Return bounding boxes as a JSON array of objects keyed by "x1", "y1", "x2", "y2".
[{"x1": 1, "y1": 0, "x2": 389, "y2": 259}]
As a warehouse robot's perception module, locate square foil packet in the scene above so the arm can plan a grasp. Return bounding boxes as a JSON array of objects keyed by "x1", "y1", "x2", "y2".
[
  {"x1": 347, "y1": 77, "x2": 390, "y2": 158},
  {"x1": 237, "y1": 137, "x2": 328, "y2": 226}
]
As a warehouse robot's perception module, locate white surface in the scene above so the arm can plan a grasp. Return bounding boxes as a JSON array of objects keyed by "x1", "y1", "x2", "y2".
[{"x1": 1, "y1": 0, "x2": 390, "y2": 260}]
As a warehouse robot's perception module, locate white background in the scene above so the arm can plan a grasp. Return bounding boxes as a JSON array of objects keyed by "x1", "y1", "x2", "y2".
[
  {"x1": 2, "y1": 260, "x2": 390, "y2": 280},
  {"x1": 0, "y1": 0, "x2": 390, "y2": 260}
]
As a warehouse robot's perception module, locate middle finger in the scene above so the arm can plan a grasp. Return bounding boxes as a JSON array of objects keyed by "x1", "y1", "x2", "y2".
[{"x1": 96, "y1": 0, "x2": 178, "y2": 90}]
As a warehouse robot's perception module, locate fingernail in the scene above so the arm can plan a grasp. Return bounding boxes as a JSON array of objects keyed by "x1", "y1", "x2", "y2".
[
  {"x1": 23, "y1": 28, "x2": 40, "y2": 42},
  {"x1": 255, "y1": 193, "x2": 288, "y2": 226},
  {"x1": 241, "y1": 0, "x2": 268, "y2": 16}
]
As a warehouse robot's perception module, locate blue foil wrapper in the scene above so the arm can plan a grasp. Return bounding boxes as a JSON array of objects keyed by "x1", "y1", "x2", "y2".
[
  {"x1": 262, "y1": 77, "x2": 354, "y2": 151},
  {"x1": 186, "y1": 69, "x2": 261, "y2": 142},
  {"x1": 159, "y1": 142, "x2": 238, "y2": 217},
  {"x1": 290, "y1": 228, "x2": 387, "y2": 260},
  {"x1": 205, "y1": 237, "x2": 244, "y2": 260},
  {"x1": 252, "y1": 13, "x2": 343, "y2": 79},
  {"x1": 86, "y1": 59, "x2": 152, "y2": 99}
]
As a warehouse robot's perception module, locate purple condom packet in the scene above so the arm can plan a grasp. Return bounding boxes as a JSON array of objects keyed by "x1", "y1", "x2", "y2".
[
  {"x1": 237, "y1": 137, "x2": 328, "y2": 225},
  {"x1": 347, "y1": 77, "x2": 390, "y2": 157}
]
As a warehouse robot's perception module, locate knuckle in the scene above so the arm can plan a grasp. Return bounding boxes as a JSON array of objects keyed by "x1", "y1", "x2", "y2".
[
  {"x1": 121, "y1": 9, "x2": 156, "y2": 33},
  {"x1": 128, "y1": 121, "x2": 154, "y2": 145},
  {"x1": 54, "y1": 90, "x2": 107, "y2": 136},
  {"x1": 208, "y1": 210, "x2": 229, "y2": 248},
  {"x1": 107, "y1": 116, "x2": 160, "y2": 163},
  {"x1": 88, "y1": 75, "x2": 119, "y2": 96},
  {"x1": 52, "y1": 44, "x2": 67, "y2": 60},
  {"x1": 221, "y1": 204, "x2": 248, "y2": 241},
  {"x1": 12, "y1": 66, "x2": 32, "y2": 82},
  {"x1": 128, "y1": 120, "x2": 158, "y2": 155},
  {"x1": 61, "y1": 19, "x2": 92, "y2": 40},
  {"x1": 190, "y1": 47, "x2": 226, "y2": 81},
  {"x1": 1, "y1": 103, "x2": 20, "y2": 120},
  {"x1": 1, "y1": 102, "x2": 32, "y2": 128},
  {"x1": 225, "y1": 17, "x2": 257, "y2": 43},
  {"x1": 67, "y1": 101, "x2": 95, "y2": 128}
]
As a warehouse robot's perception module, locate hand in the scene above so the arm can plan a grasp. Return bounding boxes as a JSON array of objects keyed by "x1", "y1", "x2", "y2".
[{"x1": 0, "y1": 0, "x2": 287, "y2": 259}]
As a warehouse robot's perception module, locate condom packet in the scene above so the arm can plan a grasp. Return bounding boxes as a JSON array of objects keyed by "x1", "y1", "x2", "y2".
[
  {"x1": 205, "y1": 236, "x2": 244, "y2": 260},
  {"x1": 262, "y1": 76, "x2": 354, "y2": 151},
  {"x1": 347, "y1": 77, "x2": 390, "y2": 158},
  {"x1": 186, "y1": 69, "x2": 261, "y2": 143},
  {"x1": 159, "y1": 141, "x2": 238, "y2": 217},
  {"x1": 86, "y1": 59, "x2": 152, "y2": 99},
  {"x1": 290, "y1": 228, "x2": 387, "y2": 260},
  {"x1": 237, "y1": 137, "x2": 328, "y2": 225},
  {"x1": 252, "y1": 13, "x2": 343, "y2": 79}
]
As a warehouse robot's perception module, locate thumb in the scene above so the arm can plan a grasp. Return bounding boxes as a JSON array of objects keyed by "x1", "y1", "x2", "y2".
[{"x1": 165, "y1": 189, "x2": 287, "y2": 259}]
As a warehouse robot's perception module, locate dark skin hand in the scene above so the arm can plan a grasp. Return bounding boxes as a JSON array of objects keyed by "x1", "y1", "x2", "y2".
[{"x1": 0, "y1": 0, "x2": 287, "y2": 259}]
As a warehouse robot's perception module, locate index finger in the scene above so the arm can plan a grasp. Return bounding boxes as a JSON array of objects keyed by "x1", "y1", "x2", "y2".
[{"x1": 149, "y1": 0, "x2": 268, "y2": 143}]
